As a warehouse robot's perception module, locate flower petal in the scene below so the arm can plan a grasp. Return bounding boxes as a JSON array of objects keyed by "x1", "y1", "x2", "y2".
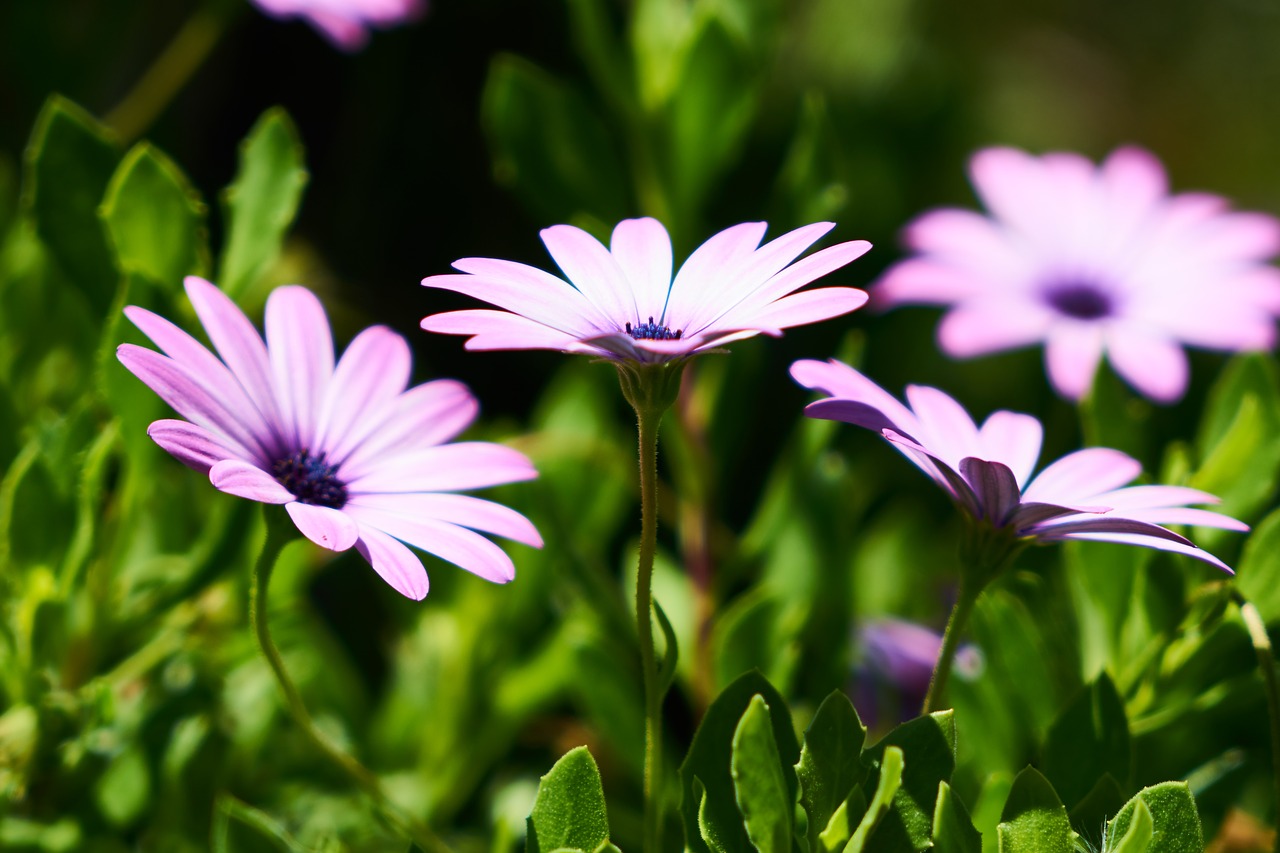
[
  {"x1": 286, "y1": 502, "x2": 359, "y2": 551},
  {"x1": 721, "y1": 287, "x2": 868, "y2": 334},
  {"x1": 1105, "y1": 327, "x2": 1189, "y2": 404},
  {"x1": 1113, "y1": 507, "x2": 1249, "y2": 531},
  {"x1": 1009, "y1": 502, "x2": 1108, "y2": 530},
  {"x1": 348, "y1": 492, "x2": 543, "y2": 546},
  {"x1": 425, "y1": 258, "x2": 607, "y2": 335},
  {"x1": 350, "y1": 508, "x2": 516, "y2": 584},
  {"x1": 316, "y1": 325, "x2": 411, "y2": 452},
  {"x1": 790, "y1": 358, "x2": 919, "y2": 430},
  {"x1": 344, "y1": 442, "x2": 537, "y2": 494},
  {"x1": 265, "y1": 286, "x2": 334, "y2": 449},
  {"x1": 1023, "y1": 448, "x2": 1142, "y2": 505},
  {"x1": 804, "y1": 399, "x2": 906, "y2": 436},
  {"x1": 937, "y1": 300, "x2": 1054, "y2": 357},
  {"x1": 421, "y1": 309, "x2": 595, "y2": 353},
  {"x1": 882, "y1": 429, "x2": 982, "y2": 517},
  {"x1": 541, "y1": 224, "x2": 639, "y2": 327},
  {"x1": 354, "y1": 524, "x2": 430, "y2": 599},
  {"x1": 334, "y1": 379, "x2": 480, "y2": 471},
  {"x1": 959, "y1": 457, "x2": 1022, "y2": 526},
  {"x1": 1044, "y1": 323, "x2": 1105, "y2": 401},
  {"x1": 904, "y1": 384, "x2": 980, "y2": 468},
  {"x1": 610, "y1": 218, "x2": 674, "y2": 319},
  {"x1": 1033, "y1": 530, "x2": 1232, "y2": 574},
  {"x1": 663, "y1": 222, "x2": 768, "y2": 324},
  {"x1": 209, "y1": 459, "x2": 294, "y2": 503},
  {"x1": 976, "y1": 410, "x2": 1043, "y2": 488},
  {"x1": 147, "y1": 419, "x2": 240, "y2": 473}
]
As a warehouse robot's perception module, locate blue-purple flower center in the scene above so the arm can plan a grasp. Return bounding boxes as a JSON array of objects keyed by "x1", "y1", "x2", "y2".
[
  {"x1": 272, "y1": 450, "x2": 348, "y2": 509},
  {"x1": 1043, "y1": 281, "x2": 1114, "y2": 321},
  {"x1": 626, "y1": 317, "x2": 683, "y2": 341}
]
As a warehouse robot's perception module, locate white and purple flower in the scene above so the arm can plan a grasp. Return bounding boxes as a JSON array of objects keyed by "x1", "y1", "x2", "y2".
[{"x1": 250, "y1": 0, "x2": 424, "y2": 50}]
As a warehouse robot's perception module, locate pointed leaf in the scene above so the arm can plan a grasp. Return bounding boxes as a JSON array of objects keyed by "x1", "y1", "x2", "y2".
[
  {"x1": 996, "y1": 767, "x2": 1077, "y2": 853},
  {"x1": 1067, "y1": 774, "x2": 1126, "y2": 846},
  {"x1": 731, "y1": 695, "x2": 794, "y2": 853},
  {"x1": 931, "y1": 782, "x2": 980, "y2": 853},
  {"x1": 526, "y1": 746, "x2": 611, "y2": 853},
  {"x1": 1235, "y1": 506, "x2": 1280, "y2": 622},
  {"x1": 1104, "y1": 782, "x2": 1202, "y2": 853},
  {"x1": 861, "y1": 710, "x2": 956, "y2": 852},
  {"x1": 1106, "y1": 799, "x2": 1153, "y2": 853},
  {"x1": 845, "y1": 746, "x2": 903, "y2": 852},
  {"x1": 100, "y1": 143, "x2": 208, "y2": 287},
  {"x1": 817, "y1": 787, "x2": 865, "y2": 853},
  {"x1": 797, "y1": 690, "x2": 869, "y2": 851},
  {"x1": 218, "y1": 107, "x2": 308, "y2": 298},
  {"x1": 1041, "y1": 673, "x2": 1131, "y2": 809}
]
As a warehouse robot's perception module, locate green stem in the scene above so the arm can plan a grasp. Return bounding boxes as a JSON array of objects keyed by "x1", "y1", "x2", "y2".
[
  {"x1": 252, "y1": 510, "x2": 453, "y2": 853},
  {"x1": 105, "y1": 0, "x2": 238, "y2": 143},
  {"x1": 1237, "y1": 595, "x2": 1280, "y2": 852},
  {"x1": 922, "y1": 579, "x2": 981, "y2": 715},
  {"x1": 636, "y1": 403, "x2": 664, "y2": 853}
]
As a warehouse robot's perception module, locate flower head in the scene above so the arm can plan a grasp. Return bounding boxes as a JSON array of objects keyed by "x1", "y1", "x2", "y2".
[
  {"x1": 250, "y1": 0, "x2": 425, "y2": 50},
  {"x1": 421, "y1": 217, "x2": 872, "y2": 364},
  {"x1": 791, "y1": 358, "x2": 1246, "y2": 571},
  {"x1": 874, "y1": 146, "x2": 1280, "y2": 402},
  {"x1": 854, "y1": 618, "x2": 981, "y2": 725},
  {"x1": 117, "y1": 277, "x2": 541, "y2": 600}
]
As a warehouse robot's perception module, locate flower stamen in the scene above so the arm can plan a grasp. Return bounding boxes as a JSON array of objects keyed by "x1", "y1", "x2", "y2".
[
  {"x1": 272, "y1": 449, "x2": 348, "y2": 508},
  {"x1": 625, "y1": 317, "x2": 683, "y2": 341}
]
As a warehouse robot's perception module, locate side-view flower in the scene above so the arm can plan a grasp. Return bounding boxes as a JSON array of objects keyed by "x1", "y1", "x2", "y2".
[
  {"x1": 873, "y1": 146, "x2": 1280, "y2": 402},
  {"x1": 250, "y1": 0, "x2": 425, "y2": 50},
  {"x1": 421, "y1": 216, "x2": 872, "y2": 363},
  {"x1": 792, "y1": 357, "x2": 1246, "y2": 571},
  {"x1": 116, "y1": 276, "x2": 541, "y2": 600}
]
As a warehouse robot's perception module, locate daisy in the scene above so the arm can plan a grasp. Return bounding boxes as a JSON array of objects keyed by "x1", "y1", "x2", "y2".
[
  {"x1": 117, "y1": 276, "x2": 541, "y2": 600},
  {"x1": 873, "y1": 146, "x2": 1280, "y2": 402},
  {"x1": 250, "y1": 0, "x2": 425, "y2": 50},
  {"x1": 791, "y1": 357, "x2": 1245, "y2": 571},
  {"x1": 420, "y1": 217, "x2": 872, "y2": 364}
]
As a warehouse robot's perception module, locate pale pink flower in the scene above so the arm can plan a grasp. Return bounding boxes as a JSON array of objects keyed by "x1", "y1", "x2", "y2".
[
  {"x1": 250, "y1": 0, "x2": 424, "y2": 50},
  {"x1": 421, "y1": 217, "x2": 871, "y2": 363},
  {"x1": 117, "y1": 277, "x2": 541, "y2": 600},
  {"x1": 791, "y1": 358, "x2": 1246, "y2": 571},
  {"x1": 875, "y1": 146, "x2": 1280, "y2": 402}
]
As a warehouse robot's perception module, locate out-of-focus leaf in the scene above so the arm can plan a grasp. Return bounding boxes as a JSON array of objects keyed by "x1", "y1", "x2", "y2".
[
  {"x1": 931, "y1": 781, "x2": 980, "y2": 853},
  {"x1": 846, "y1": 746, "x2": 903, "y2": 852},
  {"x1": 482, "y1": 55, "x2": 628, "y2": 227},
  {"x1": 1067, "y1": 774, "x2": 1126, "y2": 847},
  {"x1": 218, "y1": 107, "x2": 308, "y2": 299},
  {"x1": 94, "y1": 746, "x2": 151, "y2": 828},
  {"x1": 22, "y1": 95, "x2": 120, "y2": 315},
  {"x1": 796, "y1": 690, "x2": 868, "y2": 851},
  {"x1": 996, "y1": 767, "x2": 1077, "y2": 853},
  {"x1": 772, "y1": 94, "x2": 848, "y2": 225},
  {"x1": 730, "y1": 695, "x2": 793, "y2": 853},
  {"x1": 710, "y1": 586, "x2": 791, "y2": 695},
  {"x1": 1105, "y1": 799, "x2": 1152, "y2": 853},
  {"x1": 1040, "y1": 673, "x2": 1130, "y2": 810},
  {"x1": 1198, "y1": 354, "x2": 1280, "y2": 453},
  {"x1": 1081, "y1": 362, "x2": 1150, "y2": 460},
  {"x1": 100, "y1": 142, "x2": 208, "y2": 288},
  {"x1": 571, "y1": 632, "x2": 644, "y2": 777},
  {"x1": 969, "y1": 772, "x2": 1013, "y2": 847},
  {"x1": 0, "y1": 818, "x2": 82, "y2": 853},
  {"x1": 680, "y1": 670, "x2": 798, "y2": 853},
  {"x1": 1104, "y1": 782, "x2": 1202, "y2": 853},
  {"x1": 565, "y1": 0, "x2": 633, "y2": 112},
  {"x1": 861, "y1": 710, "x2": 956, "y2": 851},
  {"x1": 526, "y1": 746, "x2": 611, "y2": 853},
  {"x1": 1235, "y1": 507, "x2": 1280, "y2": 622}
]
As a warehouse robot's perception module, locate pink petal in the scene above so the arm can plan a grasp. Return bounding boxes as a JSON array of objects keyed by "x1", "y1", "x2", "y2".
[
  {"x1": 904, "y1": 384, "x2": 980, "y2": 467},
  {"x1": 789, "y1": 358, "x2": 919, "y2": 431},
  {"x1": 901, "y1": 208, "x2": 1030, "y2": 282},
  {"x1": 421, "y1": 309, "x2": 594, "y2": 353},
  {"x1": 873, "y1": 259, "x2": 993, "y2": 306},
  {"x1": 354, "y1": 524, "x2": 429, "y2": 599},
  {"x1": 959, "y1": 457, "x2": 1022, "y2": 526},
  {"x1": 147, "y1": 419, "x2": 241, "y2": 473},
  {"x1": 1044, "y1": 323, "x2": 1104, "y2": 401},
  {"x1": 348, "y1": 492, "x2": 543, "y2": 546},
  {"x1": 265, "y1": 286, "x2": 334, "y2": 449},
  {"x1": 804, "y1": 399, "x2": 905, "y2": 436},
  {"x1": 1023, "y1": 448, "x2": 1143, "y2": 505},
  {"x1": 344, "y1": 442, "x2": 537, "y2": 494},
  {"x1": 1115, "y1": 507, "x2": 1249, "y2": 531},
  {"x1": 664, "y1": 222, "x2": 768, "y2": 323},
  {"x1": 286, "y1": 502, "x2": 359, "y2": 550},
  {"x1": 316, "y1": 326, "x2": 411, "y2": 453},
  {"x1": 1033, "y1": 530, "x2": 1232, "y2": 574},
  {"x1": 1031, "y1": 516, "x2": 1194, "y2": 545},
  {"x1": 209, "y1": 459, "x2": 293, "y2": 503},
  {"x1": 882, "y1": 429, "x2": 982, "y2": 517},
  {"x1": 349, "y1": 508, "x2": 516, "y2": 583},
  {"x1": 936, "y1": 300, "x2": 1054, "y2": 357},
  {"x1": 301, "y1": 10, "x2": 370, "y2": 50},
  {"x1": 1104, "y1": 327, "x2": 1188, "y2": 404},
  {"x1": 540, "y1": 224, "x2": 638, "y2": 327},
  {"x1": 720, "y1": 287, "x2": 868, "y2": 334},
  {"x1": 1009, "y1": 502, "x2": 1107, "y2": 530},
  {"x1": 610, "y1": 218, "x2": 674, "y2": 319},
  {"x1": 1089, "y1": 485, "x2": 1221, "y2": 510},
  {"x1": 334, "y1": 379, "x2": 478, "y2": 472},
  {"x1": 976, "y1": 411, "x2": 1043, "y2": 488},
  {"x1": 969, "y1": 147, "x2": 1063, "y2": 238},
  {"x1": 424, "y1": 258, "x2": 607, "y2": 336}
]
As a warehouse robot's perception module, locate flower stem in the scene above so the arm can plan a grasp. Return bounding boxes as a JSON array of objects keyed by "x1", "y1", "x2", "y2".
[
  {"x1": 251, "y1": 509, "x2": 453, "y2": 853},
  {"x1": 1236, "y1": 593, "x2": 1280, "y2": 851},
  {"x1": 104, "y1": 0, "x2": 238, "y2": 143},
  {"x1": 636, "y1": 402, "x2": 665, "y2": 853},
  {"x1": 922, "y1": 579, "x2": 981, "y2": 715}
]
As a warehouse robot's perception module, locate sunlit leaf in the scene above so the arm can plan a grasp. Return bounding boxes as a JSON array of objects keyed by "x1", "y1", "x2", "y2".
[
  {"x1": 731, "y1": 695, "x2": 794, "y2": 853},
  {"x1": 527, "y1": 746, "x2": 611, "y2": 853}
]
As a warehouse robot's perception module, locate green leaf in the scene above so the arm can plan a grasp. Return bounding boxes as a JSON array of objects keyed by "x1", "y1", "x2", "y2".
[
  {"x1": 931, "y1": 782, "x2": 981, "y2": 853},
  {"x1": 100, "y1": 142, "x2": 208, "y2": 288},
  {"x1": 1235, "y1": 506, "x2": 1280, "y2": 622},
  {"x1": 731, "y1": 695, "x2": 794, "y2": 853},
  {"x1": 22, "y1": 95, "x2": 120, "y2": 315},
  {"x1": 861, "y1": 710, "x2": 956, "y2": 852},
  {"x1": 817, "y1": 787, "x2": 866, "y2": 853},
  {"x1": 681, "y1": 670, "x2": 799, "y2": 853},
  {"x1": 1105, "y1": 799, "x2": 1153, "y2": 853},
  {"x1": 94, "y1": 746, "x2": 151, "y2": 828},
  {"x1": 797, "y1": 690, "x2": 868, "y2": 851},
  {"x1": 845, "y1": 746, "x2": 903, "y2": 852},
  {"x1": 481, "y1": 55, "x2": 628, "y2": 226},
  {"x1": 1104, "y1": 782, "x2": 1202, "y2": 853},
  {"x1": 996, "y1": 767, "x2": 1077, "y2": 853},
  {"x1": 526, "y1": 746, "x2": 611, "y2": 853},
  {"x1": 1067, "y1": 774, "x2": 1126, "y2": 847},
  {"x1": 218, "y1": 107, "x2": 308, "y2": 299},
  {"x1": 1040, "y1": 674, "x2": 1131, "y2": 809}
]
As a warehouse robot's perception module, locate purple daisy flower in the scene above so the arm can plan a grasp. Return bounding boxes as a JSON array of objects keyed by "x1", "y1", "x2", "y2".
[
  {"x1": 855, "y1": 618, "x2": 982, "y2": 725},
  {"x1": 874, "y1": 146, "x2": 1280, "y2": 402},
  {"x1": 791, "y1": 358, "x2": 1246, "y2": 571},
  {"x1": 420, "y1": 217, "x2": 872, "y2": 363},
  {"x1": 117, "y1": 276, "x2": 541, "y2": 600},
  {"x1": 250, "y1": 0, "x2": 425, "y2": 50}
]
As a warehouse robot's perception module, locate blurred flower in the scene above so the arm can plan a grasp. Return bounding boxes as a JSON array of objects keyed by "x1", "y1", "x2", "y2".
[
  {"x1": 854, "y1": 618, "x2": 982, "y2": 726},
  {"x1": 791, "y1": 358, "x2": 1245, "y2": 571},
  {"x1": 250, "y1": 0, "x2": 425, "y2": 51},
  {"x1": 874, "y1": 146, "x2": 1280, "y2": 402},
  {"x1": 421, "y1": 217, "x2": 871, "y2": 364},
  {"x1": 117, "y1": 277, "x2": 540, "y2": 600}
]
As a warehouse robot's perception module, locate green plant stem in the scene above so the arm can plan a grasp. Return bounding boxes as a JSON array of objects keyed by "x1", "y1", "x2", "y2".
[
  {"x1": 1237, "y1": 595, "x2": 1280, "y2": 852},
  {"x1": 105, "y1": 0, "x2": 238, "y2": 143},
  {"x1": 922, "y1": 579, "x2": 981, "y2": 715},
  {"x1": 635, "y1": 403, "x2": 664, "y2": 853},
  {"x1": 251, "y1": 510, "x2": 453, "y2": 853}
]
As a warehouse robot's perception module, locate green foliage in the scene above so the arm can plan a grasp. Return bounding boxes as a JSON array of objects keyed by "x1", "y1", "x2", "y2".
[
  {"x1": 996, "y1": 767, "x2": 1078, "y2": 853},
  {"x1": 526, "y1": 746, "x2": 612, "y2": 853},
  {"x1": 730, "y1": 695, "x2": 794, "y2": 853},
  {"x1": 1103, "y1": 783, "x2": 1203, "y2": 853},
  {"x1": 931, "y1": 782, "x2": 981, "y2": 853},
  {"x1": 796, "y1": 691, "x2": 869, "y2": 851},
  {"x1": 862, "y1": 710, "x2": 956, "y2": 852},
  {"x1": 843, "y1": 745, "x2": 903, "y2": 852},
  {"x1": 1040, "y1": 673, "x2": 1131, "y2": 810}
]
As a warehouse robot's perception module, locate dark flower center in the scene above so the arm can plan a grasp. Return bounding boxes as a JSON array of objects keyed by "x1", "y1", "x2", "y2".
[
  {"x1": 1042, "y1": 281, "x2": 1114, "y2": 321},
  {"x1": 272, "y1": 450, "x2": 348, "y2": 508},
  {"x1": 626, "y1": 316, "x2": 683, "y2": 341}
]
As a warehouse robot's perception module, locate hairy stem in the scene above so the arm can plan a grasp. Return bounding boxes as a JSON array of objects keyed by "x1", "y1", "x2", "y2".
[
  {"x1": 636, "y1": 403, "x2": 664, "y2": 853},
  {"x1": 922, "y1": 579, "x2": 980, "y2": 715},
  {"x1": 1237, "y1": 595, "x2": 1280, "y2": 852}
]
